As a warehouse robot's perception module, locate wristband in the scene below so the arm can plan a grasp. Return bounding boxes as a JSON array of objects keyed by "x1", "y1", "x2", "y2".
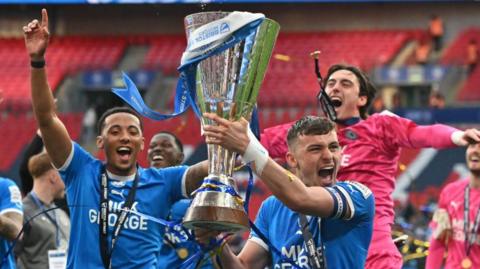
[
  {"x1": 451, "y1": 130, "x2": 465, "y2": 146},
  {"x1": 242, "y1": 127, "x2": 269, "y2": 176},
  {"x1": 31, "y1": 60, "x2": 45, "y2": 69}
]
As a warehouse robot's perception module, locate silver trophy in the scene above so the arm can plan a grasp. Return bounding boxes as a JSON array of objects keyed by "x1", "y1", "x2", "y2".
[{"x1": 182, "y1": 12, "x2": 280, "y2": 232}]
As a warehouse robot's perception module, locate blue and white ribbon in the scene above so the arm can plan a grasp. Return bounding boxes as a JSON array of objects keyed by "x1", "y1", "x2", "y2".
[{"x1": 112, "y1": 12, "x2": 265, "y2": 121}]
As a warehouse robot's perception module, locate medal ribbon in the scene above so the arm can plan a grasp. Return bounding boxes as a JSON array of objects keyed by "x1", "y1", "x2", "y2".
[{"x1": 463, "y1": 184, "x2": 480, "y2": 258}]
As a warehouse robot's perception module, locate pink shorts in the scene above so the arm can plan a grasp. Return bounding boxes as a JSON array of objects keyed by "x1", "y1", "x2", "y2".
[{"x1": 365, "y1": 231, "x2": 403, "y2": 269}]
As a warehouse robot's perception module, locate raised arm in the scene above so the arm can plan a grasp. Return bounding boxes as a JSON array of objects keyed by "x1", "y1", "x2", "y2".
[
  {"x1": 408, "y1": 124, "x2": 480, "y2": 147},
  {"x1": 379, "y1": 112, "x2": 480, "y2": 149},
  {"x1": 202, "y1": 113, "x2": 338, "y2": 217},
  {"x1": 24, "y1": 9, "x2": 72, "y2": 168}
]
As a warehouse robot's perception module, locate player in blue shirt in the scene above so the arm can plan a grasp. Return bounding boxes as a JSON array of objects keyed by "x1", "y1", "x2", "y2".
[
  {"x1": 0, "y1": 177, "x2": 23, "y2": 269},
  {"x1": 202, "y1": 114, "x2": 375, "y2": 269},
  {"x1": 148, "y1": 132, "x2": 215, "y2": 269},
  {"x1": 25, "y1": 10, "x2": 208, "y2": 269}
]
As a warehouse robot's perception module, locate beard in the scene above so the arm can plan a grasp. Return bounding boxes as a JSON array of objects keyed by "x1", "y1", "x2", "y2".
[{"x1": 470, "y1": 168, "x2": 480, "y2": 178}]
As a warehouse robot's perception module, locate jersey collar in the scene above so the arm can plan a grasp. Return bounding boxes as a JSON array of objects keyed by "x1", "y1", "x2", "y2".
[{"x1": 336, "y1": 117, "x2": 361, "y2": 126}]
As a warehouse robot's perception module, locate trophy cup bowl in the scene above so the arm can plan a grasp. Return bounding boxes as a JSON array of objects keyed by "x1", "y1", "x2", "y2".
[{"x1": 182, "y1": 11, "x2": 279, "y2": 232}]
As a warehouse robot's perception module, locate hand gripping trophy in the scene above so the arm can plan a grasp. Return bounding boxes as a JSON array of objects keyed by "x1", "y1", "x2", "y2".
[{"x1": 181, "y1": 12, "x2": 279, "y2": 233}]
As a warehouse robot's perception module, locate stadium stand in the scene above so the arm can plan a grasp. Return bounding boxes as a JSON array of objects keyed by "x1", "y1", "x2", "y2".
[
  {"x1": 0, "y1": 36, "x2": 127, "y2": 107},
  {"x1": 142, "y1": 35, "x2": 186, "y2": 75},
  {"x1": 441, "y1": 28, "x2": 480, "y2": 101},
  {"x1": 0, "y1": 113, "x2": 83, "y2": 171},
  {"x1": 258, "y1": 30, "x2": 416, "y2": 107}
]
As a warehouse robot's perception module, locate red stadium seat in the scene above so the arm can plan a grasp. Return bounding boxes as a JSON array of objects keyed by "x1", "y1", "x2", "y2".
[
  {"x1": 0, "y1": 112, "x2": 81, "y2": 171},
  {"x1": 0, "y1": 36, "x2": 127, "y2": 108}
]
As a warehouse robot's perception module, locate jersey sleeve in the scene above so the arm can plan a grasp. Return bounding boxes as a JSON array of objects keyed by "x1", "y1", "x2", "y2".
[
  {"x1": 326, "y1": 181, "x2": 374, "y2": 222},
  {"x1": 429, "y1": 184, "x2": 452, "y2": 240},
  {"x1": 260, "y1": 122, "x2": 293, "y2": 162},
  {"x1": 58, "y1": 142, "x2": 96, "y2": 187},
  {"x1": 249, "y1": 197, "x2": 273, "y2": 252},
  {"x1": 376, "y1": 111, "x2": 457, "y2": 151},
  {"x1": 170, "y1": 199, "x2": 191, "y2": 221},
  {"x1": 162, "y1": 165, "x2": 189, "y2": 203},
  {"x1": 0, "y1": 179, "x2": 23, "y2": 215}
]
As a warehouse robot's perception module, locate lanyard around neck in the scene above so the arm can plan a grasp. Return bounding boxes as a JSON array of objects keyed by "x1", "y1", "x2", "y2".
[
  {"x1": 298, "y1": 214, "x2": 326, "y2": 269},
  {"x1": 99, "y1": 166, "x2": 140, "y2": 269},
  {"x1": 463, "y1": 184, "x2": 480, "y2": 257},
  {"x1": 30, "y1": 192, "x2": 60, "y2": 248}
]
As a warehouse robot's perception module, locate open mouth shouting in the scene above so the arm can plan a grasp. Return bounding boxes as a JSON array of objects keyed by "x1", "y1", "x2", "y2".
[
  {"x1": 117, "y1": 146, "x2": 132, "y2": 162},
  {"x1": 150, "y1": 151, "x2": 166, "y2": 165},
  {"x1": 152, "y1": 153, "x2": 164, "y2": 162},
  {"x1": 329, "y1": 96, "x2": 343, "y2": 108},
  {"x1": 317, "y1": 166, "x2": 336, "y2": 186}
]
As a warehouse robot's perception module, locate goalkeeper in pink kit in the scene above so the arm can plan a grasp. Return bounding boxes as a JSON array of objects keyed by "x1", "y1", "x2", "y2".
[
  {"x1": 426, "y1": 142, "x2": 480, "y2": 269},
  {"x1": 260, "y1": 63, "x2": 480, "y2": 269}
]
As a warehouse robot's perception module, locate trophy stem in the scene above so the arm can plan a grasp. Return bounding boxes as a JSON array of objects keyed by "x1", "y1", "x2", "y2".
[
  {"x1": 182, "y1": 11, "x2": 280, "y2": 233},
  {"x1": 208, "y1": 144, "x2": 237, "y2": 177}
]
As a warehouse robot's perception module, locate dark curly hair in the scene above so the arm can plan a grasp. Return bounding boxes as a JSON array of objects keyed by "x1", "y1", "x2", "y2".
[{"x1": 324, "y1": 64, "x2": 377, "y2": 119}]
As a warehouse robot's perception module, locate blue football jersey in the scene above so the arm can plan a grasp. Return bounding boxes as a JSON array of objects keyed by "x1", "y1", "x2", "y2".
[
  {"x1": 157, "y1": 199, "x2": 214, "y2": 269},
  {"x1": 0, "y1": 177, "x2": 22, "y2": 269},
  {"x1": 250, "y1": 181, "x2": 374, "y2": 269},
  {"x1": 59, "y1": 143, "x2": 188, "y2": 269}
]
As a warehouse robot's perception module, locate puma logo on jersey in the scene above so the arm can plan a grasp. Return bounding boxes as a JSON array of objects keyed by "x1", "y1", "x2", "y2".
[
  {"x1": 9, "y1": 186, "x2": 21, "y2": 204},
  {"x1": 344, "y1": 181, "x2": 372, "y2": 199},
  {"x1": 111, "y1": 189, "x2": 125, "y2": 200},
  {"x1": 450, "y1": 201, "x2": 459, "y2": 210}
]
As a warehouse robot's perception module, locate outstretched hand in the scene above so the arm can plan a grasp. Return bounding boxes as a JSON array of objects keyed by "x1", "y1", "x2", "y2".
[
  {"x1": 23, "y1": 8, "x2": 50, "y2": 61},
  {"x1": 202, "y1": 113, "x2": 250, "y2": 155}
]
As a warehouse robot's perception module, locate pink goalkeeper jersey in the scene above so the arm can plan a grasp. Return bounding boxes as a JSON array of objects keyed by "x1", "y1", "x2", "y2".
[
  {"x1": 261, "y1": 112, "x2": 458, "y2": 255},
  {"x1": 427, "y1": 179, "x2": 480, "y2": 269}
]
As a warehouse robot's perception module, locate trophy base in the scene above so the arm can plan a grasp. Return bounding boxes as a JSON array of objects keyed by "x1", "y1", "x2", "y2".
[{"x1": 183, "y1": 206, "x2": 250, "y2": 233}]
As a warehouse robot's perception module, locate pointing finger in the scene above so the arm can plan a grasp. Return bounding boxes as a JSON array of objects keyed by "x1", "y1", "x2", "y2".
[{"x1": 41, "y1": 9, "x2": 49, "y2": 29}]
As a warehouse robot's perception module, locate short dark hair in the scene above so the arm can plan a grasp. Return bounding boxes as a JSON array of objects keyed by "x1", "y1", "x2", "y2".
[
  {"x1": 28, "y1": 152, "x2": 54, "y2": 178},
  {"x1": 287, "y1": 116, "x2": 336, "y2": 147},
  {"x1": 153, "y1": 131, "x2": 184, "y2": 153},
  {"x1": 97, "y1": 107, "x2": 143, "y2": 135},
  {"x1": 324, "y1": 64, "x2": 377, "y2": 119}
]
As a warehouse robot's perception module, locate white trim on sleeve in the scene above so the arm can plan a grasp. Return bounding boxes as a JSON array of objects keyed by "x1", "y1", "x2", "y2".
[
  {"x1": 0, "y1": 208, "x2": 23, "y2": 216},
  {"x1": 248, "y1": 237, "x2": 269, "y2": 252},
  {"x1": 336, "y1": 185, "x2": 355, "y2": 220},
  {"x1": 56, "y1": 141, "x2": 74, "y2": 171},
  {"x1": 181, "y1": 167, "x2": 189, "y2": 198},
  {"x1": 451, "y1": 130, "x2": 465, "y2": 146}
]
